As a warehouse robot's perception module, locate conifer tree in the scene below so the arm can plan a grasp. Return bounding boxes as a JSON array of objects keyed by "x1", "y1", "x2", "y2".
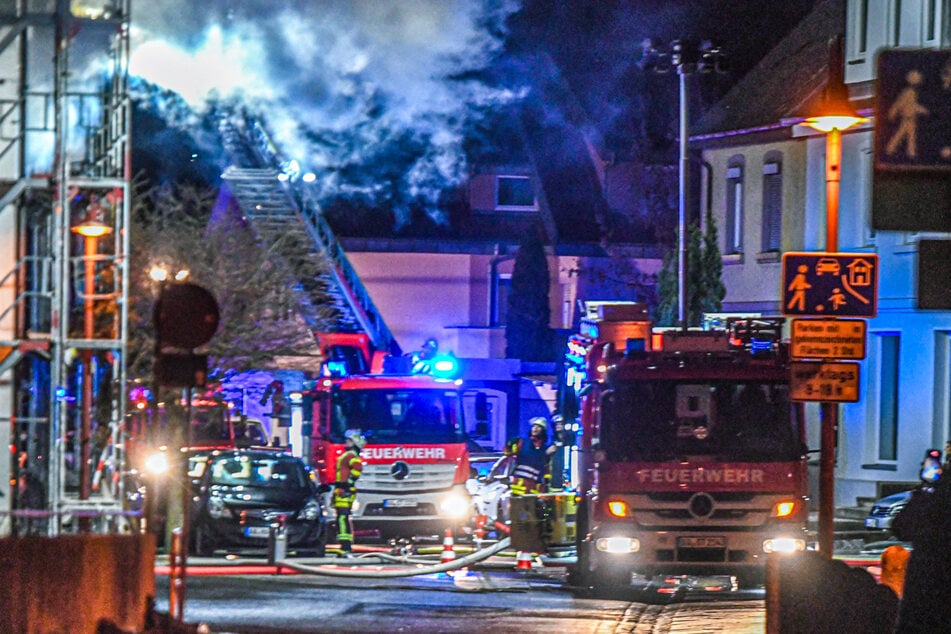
[{"x1": 505, "y1": 233, "x2": 554, "y2": 361}]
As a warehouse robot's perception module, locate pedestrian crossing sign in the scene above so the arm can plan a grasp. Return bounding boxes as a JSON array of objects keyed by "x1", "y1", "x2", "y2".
[{"x1": 781, "y1": 252, "x2": 879, "y2": 317}]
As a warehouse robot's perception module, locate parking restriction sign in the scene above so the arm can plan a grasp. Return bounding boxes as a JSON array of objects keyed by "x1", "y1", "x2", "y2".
[{"x1": 790, "y1": 361, "x2": 861, "y2": 402}]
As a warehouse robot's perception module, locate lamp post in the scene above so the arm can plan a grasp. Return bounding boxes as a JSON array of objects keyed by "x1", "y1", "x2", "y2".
[
  {"x1": 642, "y1": 39, "x2": 726, "y2": 327},
  {"x1": 71, "y1": 216, "x2": 113, "y2": 503},
  {"x1": 803, "y1": 85, "x2": 866, "y2": 559}
]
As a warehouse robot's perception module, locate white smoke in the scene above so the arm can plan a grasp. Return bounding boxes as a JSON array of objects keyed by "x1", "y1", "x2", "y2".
[{"x1": 130, "y1": 0, "x2": 525, "y2": 225}]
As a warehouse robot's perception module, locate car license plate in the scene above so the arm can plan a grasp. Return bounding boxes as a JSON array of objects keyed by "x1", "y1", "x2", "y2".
[
  {"x1": 678, "y1": 536, "x2": 726, "y2": 548},
  {"x1": 865, "y1": 518, "x2": 878, "y2": 529},
  {"x1": 244, "y1": 526, "x2": 270, "y2": 538},
  {"x1": 383, "y1": 498, "x2": 418, "y2": 508}
]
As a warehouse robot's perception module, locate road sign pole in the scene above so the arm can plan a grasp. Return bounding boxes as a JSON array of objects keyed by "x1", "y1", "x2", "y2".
[{"x1": 819, "y1": 124, "x2": 841, "y2": 560}]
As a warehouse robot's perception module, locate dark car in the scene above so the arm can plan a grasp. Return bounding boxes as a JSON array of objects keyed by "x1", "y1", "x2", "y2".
[
  {"x1": 190, "y1": 449, "x2": 328, "y2": 556},
  {"x1": 865, "y1": 489, "x2": 914, "y2": 531}
]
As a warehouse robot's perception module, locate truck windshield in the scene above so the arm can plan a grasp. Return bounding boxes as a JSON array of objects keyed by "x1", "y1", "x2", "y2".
[
  {"x1": 602, "y1": 381, "x2": 801, "y2": 462},
  {"x1": 330, "y1": 389, "x2": 464, "y2": 444}
]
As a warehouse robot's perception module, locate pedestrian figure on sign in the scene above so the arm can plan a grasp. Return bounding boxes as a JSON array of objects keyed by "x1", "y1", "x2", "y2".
[
  {"x1": 829, "y1": 288, "x2": 847, "y2": 311},
  {"x1": 786, "y1": 265, "x2": 811, "y2": 311},
  {"x1": 885, "y1": 69, "x2": 929, "y2": 159}
]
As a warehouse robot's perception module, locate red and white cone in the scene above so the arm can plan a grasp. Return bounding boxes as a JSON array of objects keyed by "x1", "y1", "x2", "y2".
[
  {"x1": 515, "y1": 550, "x2": 534, "y2": 571},
  {"x1": 474, "y1": 514, "x2": 487, "y2": 544},
  {"x1": 440, "y1": 528, "x2": 456, "y2": 564}
]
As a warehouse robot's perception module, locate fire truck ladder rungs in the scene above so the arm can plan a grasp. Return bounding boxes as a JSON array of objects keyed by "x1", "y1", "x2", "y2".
[{"x1": 218, "y1": 114, "x2": 401, "y2": 355}]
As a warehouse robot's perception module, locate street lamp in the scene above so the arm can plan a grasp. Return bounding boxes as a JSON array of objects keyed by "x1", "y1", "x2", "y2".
[
  {"x1": 802, "y1": 63, "x2": 867, "y2": 560},
  {"x1": 71, "y1": 214, "x2": 114, "y2": 502}
]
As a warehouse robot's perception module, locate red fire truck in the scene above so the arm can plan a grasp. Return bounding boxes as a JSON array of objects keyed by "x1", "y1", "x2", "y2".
[
  {"x1": 305, "y1": 353, "x2": 473, "y2": 541},
  {"x1": 567, "y1": 303, "x2": 809, "y2": 590}
]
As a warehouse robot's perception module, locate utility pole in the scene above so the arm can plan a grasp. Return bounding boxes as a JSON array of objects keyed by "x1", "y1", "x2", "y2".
[{"x1": 642, "y1": 39, "x2": 726, "y2": 327}]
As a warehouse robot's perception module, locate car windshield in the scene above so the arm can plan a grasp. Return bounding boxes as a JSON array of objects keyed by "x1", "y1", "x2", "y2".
[
  {"x1": 329, "y1": 388, "x2": 464, "y2": 444},
  {"x1": 601, "y1": 380, "x2": 802, "y2": 462},
  {"x1": 209, "y1": 455, "x2": 309, "y2": 489}
]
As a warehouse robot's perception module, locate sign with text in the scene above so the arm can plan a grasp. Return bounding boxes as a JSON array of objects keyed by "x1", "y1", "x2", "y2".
[
  {"x1": 781, "y1": 252, "x2": 879, "y2": 318},
  {"x1": 790, "y1": 361, "x2": 861, "y2": 403},
  {"x1": 790, "y1": 318, "x2": 867, "y2": 360}
]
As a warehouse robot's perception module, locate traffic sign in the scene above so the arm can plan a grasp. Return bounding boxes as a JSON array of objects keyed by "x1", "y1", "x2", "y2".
[
  {"x1": 875, "y1": 49, "x2": 951, "y2": 172},
  {"x1": 790, "y1": 318, "x2": 866, "y2": 360},
  {"x1": 790, "y1": 361, "x2": 860, "y2": 402},
  {"x1": 781, "y1": 252, "x2": 878, "y2": 318}
]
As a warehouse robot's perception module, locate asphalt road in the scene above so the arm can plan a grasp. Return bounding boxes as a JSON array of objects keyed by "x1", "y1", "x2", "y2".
[{"x1": 156, "y1": 563, "x2": 766, "y2": 633}]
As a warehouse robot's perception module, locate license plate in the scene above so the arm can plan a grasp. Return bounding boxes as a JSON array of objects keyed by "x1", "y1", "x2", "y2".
[
  {"x1": 383, "y1": 498, "x2": 418, "y2": 508},
  {"x1": 865, "y1": 518, "x2": 878, "y2": 528},
  {"x1": 244, "y1": 526, "x2": 270, "y2": 538},
  {"x1": 678, "y1": 536, "x2": 726, "y2": 548}
]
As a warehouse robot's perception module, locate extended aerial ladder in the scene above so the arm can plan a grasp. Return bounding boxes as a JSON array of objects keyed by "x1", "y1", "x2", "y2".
[
  {"x1": 0, "y1": 0, "x2": 131, "y2": 536},
  {"x1": 219, "y1": 110, "x2": 401, "y2": 357}
]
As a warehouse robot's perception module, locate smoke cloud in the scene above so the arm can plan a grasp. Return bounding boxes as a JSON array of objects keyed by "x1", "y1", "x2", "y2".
[{"x1": 130, "y1": 0, "x2": 525, "y2": 225}]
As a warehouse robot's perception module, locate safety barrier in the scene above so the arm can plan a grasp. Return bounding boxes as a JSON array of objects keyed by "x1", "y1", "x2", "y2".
[{"x1": 0, "y1": 533, "x2": 155, "y2": 633}]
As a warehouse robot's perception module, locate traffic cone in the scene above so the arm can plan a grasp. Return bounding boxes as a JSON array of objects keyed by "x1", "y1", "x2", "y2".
[
  {"x1": 440, "y1": 528, "x2": 456, "y2": 564},
  {"x1": 474, "y1": 514, "x2": 487, "y2": 543},
  {"x1": 515, "y1": 550, "x2": 533, "y2": 571}
]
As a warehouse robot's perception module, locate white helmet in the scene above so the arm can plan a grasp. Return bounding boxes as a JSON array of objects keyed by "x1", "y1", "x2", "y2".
[{"x1": 345, "y1": 429, "x2": 367, "y2": 450}]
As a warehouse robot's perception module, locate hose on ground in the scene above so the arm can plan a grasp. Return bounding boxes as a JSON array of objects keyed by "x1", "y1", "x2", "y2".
[{"x1": 279, "y1": 537, "x2": 511, "y2": 578}]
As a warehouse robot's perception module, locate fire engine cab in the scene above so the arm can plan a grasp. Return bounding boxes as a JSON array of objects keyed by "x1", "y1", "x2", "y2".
[
  {"x1": 305, "y1": 335, "x2": 472, "y2": 540},
  {"x1": 567, "y1": 302, "x2": 809, "y2": 590}
]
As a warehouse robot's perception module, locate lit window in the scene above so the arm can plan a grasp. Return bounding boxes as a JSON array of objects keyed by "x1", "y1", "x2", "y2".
[{"x1": 725, "y1": 157, "x2": 744, "y2": 254}]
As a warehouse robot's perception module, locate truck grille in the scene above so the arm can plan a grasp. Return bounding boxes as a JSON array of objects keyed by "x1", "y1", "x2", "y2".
[
  {"x1": 359, "y1": 463, "x2": 457, "y2": 493},
  {"x1": 629, "y1": 491, "x2": 791, "y2": 529}
]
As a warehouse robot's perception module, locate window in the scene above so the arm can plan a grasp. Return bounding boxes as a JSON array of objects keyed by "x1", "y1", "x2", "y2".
[
  {"x1": 725, "y1": 157, "x2": 744, "y2": 254},
  {"x1": 877, "y1": 334, "x2": 900, "y2": 461},
  {"x1": 495, "y1": 176, "x2": 536, "y2": 211},
  {"x1": 860, "y1": 146, "x2": 876, "y2": 245},
  {"x1": 892, "y1": 0, "x2": 901, "y2": 45},
  {"x1": 492, "y1": 275, "x2": 512, "y2": 326},
  {"x1": 924, "y1": 0, "x2": 937, "y2": 43},
  {"x1": 761, "y1": 155, "x2": 782, "y2": 252}
]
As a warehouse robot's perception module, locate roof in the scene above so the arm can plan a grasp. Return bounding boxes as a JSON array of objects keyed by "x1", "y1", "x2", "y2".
[{"x1": 691, "y1": 0, "x2": 845, "y2": 140}]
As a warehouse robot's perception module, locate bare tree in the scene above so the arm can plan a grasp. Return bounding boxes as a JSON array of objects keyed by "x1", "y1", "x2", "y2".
[{"x1": 127, "y1": 183, "x2": 326, "y2": 380}]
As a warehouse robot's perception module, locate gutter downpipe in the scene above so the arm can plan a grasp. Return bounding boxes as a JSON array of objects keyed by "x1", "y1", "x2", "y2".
[{"x1": 489, "y1": 245, "x2": 514, "y2": 328}]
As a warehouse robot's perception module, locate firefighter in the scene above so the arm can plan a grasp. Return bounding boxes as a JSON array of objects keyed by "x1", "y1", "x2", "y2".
[
  {"x1": 334, "y1": 429, "x2": 365, "y2": 555},
  {"x1": 505, "y1": 417, "x2": 550, "y2": 495},
  {"x1": 547, "y1": 414, "x2": 575, "y2": 491}
]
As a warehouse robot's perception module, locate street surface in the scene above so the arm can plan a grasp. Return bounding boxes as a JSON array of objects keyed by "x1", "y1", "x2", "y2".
[{"x1": 156, "y1": 558, "x2": 767, "y2": 633}]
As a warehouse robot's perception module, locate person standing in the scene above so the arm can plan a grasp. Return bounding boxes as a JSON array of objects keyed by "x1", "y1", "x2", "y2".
[
  {"x1": 505, "y1": 417, "x2": 550, "y2": 495},
  {"x1": 334, "y1": 430, "x2": 365, "y2": 555},
  {"x1": 892, "y1": 449, "x2": 951, "y2": 631},
  {"x1": 546, "y1": 414, "x2": 575, "y2": 491}
]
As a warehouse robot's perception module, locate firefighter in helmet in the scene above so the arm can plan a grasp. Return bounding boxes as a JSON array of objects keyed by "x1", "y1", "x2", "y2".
[
  {"x1": 334, "y1": 429, "x2": 365, "y2": 555},
  {"x1": 504, "y1": 417, "x2": 551, "y2": 495}
]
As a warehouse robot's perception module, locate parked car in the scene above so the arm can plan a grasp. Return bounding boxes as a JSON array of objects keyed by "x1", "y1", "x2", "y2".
[
  {"x1": 189, "y1": 449, "x2": 328, "y2": 556},
  {"x1": 466, "y1": 454, "x2": 514, "y2": 528},
  {"x1": 865, "y1": 489, "x2": 914, "y2": 531}
]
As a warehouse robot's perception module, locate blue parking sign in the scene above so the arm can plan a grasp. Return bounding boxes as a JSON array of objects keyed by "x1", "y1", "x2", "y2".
[{"x1": 781, "y1": 252, "x2": 879, "y2": 317}]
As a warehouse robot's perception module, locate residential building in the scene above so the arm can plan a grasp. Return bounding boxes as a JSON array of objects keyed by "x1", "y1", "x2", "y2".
[{"x1": 694, "y1": 0, "x2": 951, "y2": 506}]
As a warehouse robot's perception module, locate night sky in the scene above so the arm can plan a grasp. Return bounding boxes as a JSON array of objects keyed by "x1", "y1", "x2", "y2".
[{"x1": 128, "y1": 1, "x2": 821, "y2": 216}]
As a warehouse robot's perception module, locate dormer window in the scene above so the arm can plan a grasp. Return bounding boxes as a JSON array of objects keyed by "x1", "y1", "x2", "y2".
[{"x1": 495, "y1": 175, "x2": 536, "y2": 211}]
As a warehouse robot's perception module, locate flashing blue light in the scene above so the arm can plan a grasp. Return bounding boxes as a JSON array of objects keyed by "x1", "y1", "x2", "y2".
[
  {"x1": 750, "y1": 339, "x2": 773, "y2": 354},
  {"x1": 323, "y1": 361, "x2": 348, "y2": 377},
  {"x1": 55, "y1": 387, "x2": 67, "y2": 401},
  {"x1": 431, "y1": 353, "x2": 459, "y2": 378}
]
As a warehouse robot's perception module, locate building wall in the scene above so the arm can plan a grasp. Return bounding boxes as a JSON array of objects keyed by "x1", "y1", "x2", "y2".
[{"x1": 702, "y1": 139, "x2": 808, "y2": 314}]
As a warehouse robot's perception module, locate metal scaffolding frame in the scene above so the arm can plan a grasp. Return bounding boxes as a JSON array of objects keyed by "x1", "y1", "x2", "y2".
[{"x1": 0, "y1": 0, "x2": 130, "y2": 535}]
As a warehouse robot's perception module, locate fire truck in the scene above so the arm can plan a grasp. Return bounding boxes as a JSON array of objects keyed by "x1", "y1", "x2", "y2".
[
  {"x1": 304, "y1": 338, "x2": 473, "y2": 540},
  {"x1": 567, "y1": 302, "x2": 809, "y2": 590}
]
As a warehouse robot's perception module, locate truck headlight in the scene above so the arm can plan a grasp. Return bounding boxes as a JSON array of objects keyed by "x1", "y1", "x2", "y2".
[
  {"x1": 607, "y1": 500, "x2": 629, "y2": 517},
  {"x1": 144, "y1": 451, "x2": 170, "y2": 475},
  {"x1": 596, "y1": 536, "x2": 640, "y2": 554},
  {"x1": 762, "y1": 537, "x2": 805, "y2": 554},
  {"x1": 439, "y1": 493, "x2": 470, "y2": 518}
]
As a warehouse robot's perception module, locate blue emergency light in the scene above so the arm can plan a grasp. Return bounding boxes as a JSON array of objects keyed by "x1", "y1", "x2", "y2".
[{"x1": 430, "y1": 353, "x2": 459, "y2": 379}]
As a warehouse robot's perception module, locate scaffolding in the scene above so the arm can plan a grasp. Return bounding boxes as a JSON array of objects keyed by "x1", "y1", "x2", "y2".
[{"x1": 0, "y1": 0, "x2": 130, "y2": 535}]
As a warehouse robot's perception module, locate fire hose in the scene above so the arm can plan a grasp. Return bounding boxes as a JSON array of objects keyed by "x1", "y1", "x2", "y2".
[{"x1": 278, "y1": 536, "x2": 511, "y2": 578}]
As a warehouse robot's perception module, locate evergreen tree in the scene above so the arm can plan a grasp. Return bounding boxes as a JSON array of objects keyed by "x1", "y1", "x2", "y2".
[
  {"x1": 654, "y1": 214, "x2": 725, "y2": 327},
  {"x1": 505, "y1": 233, "x2": 554, "y2": 361}
]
